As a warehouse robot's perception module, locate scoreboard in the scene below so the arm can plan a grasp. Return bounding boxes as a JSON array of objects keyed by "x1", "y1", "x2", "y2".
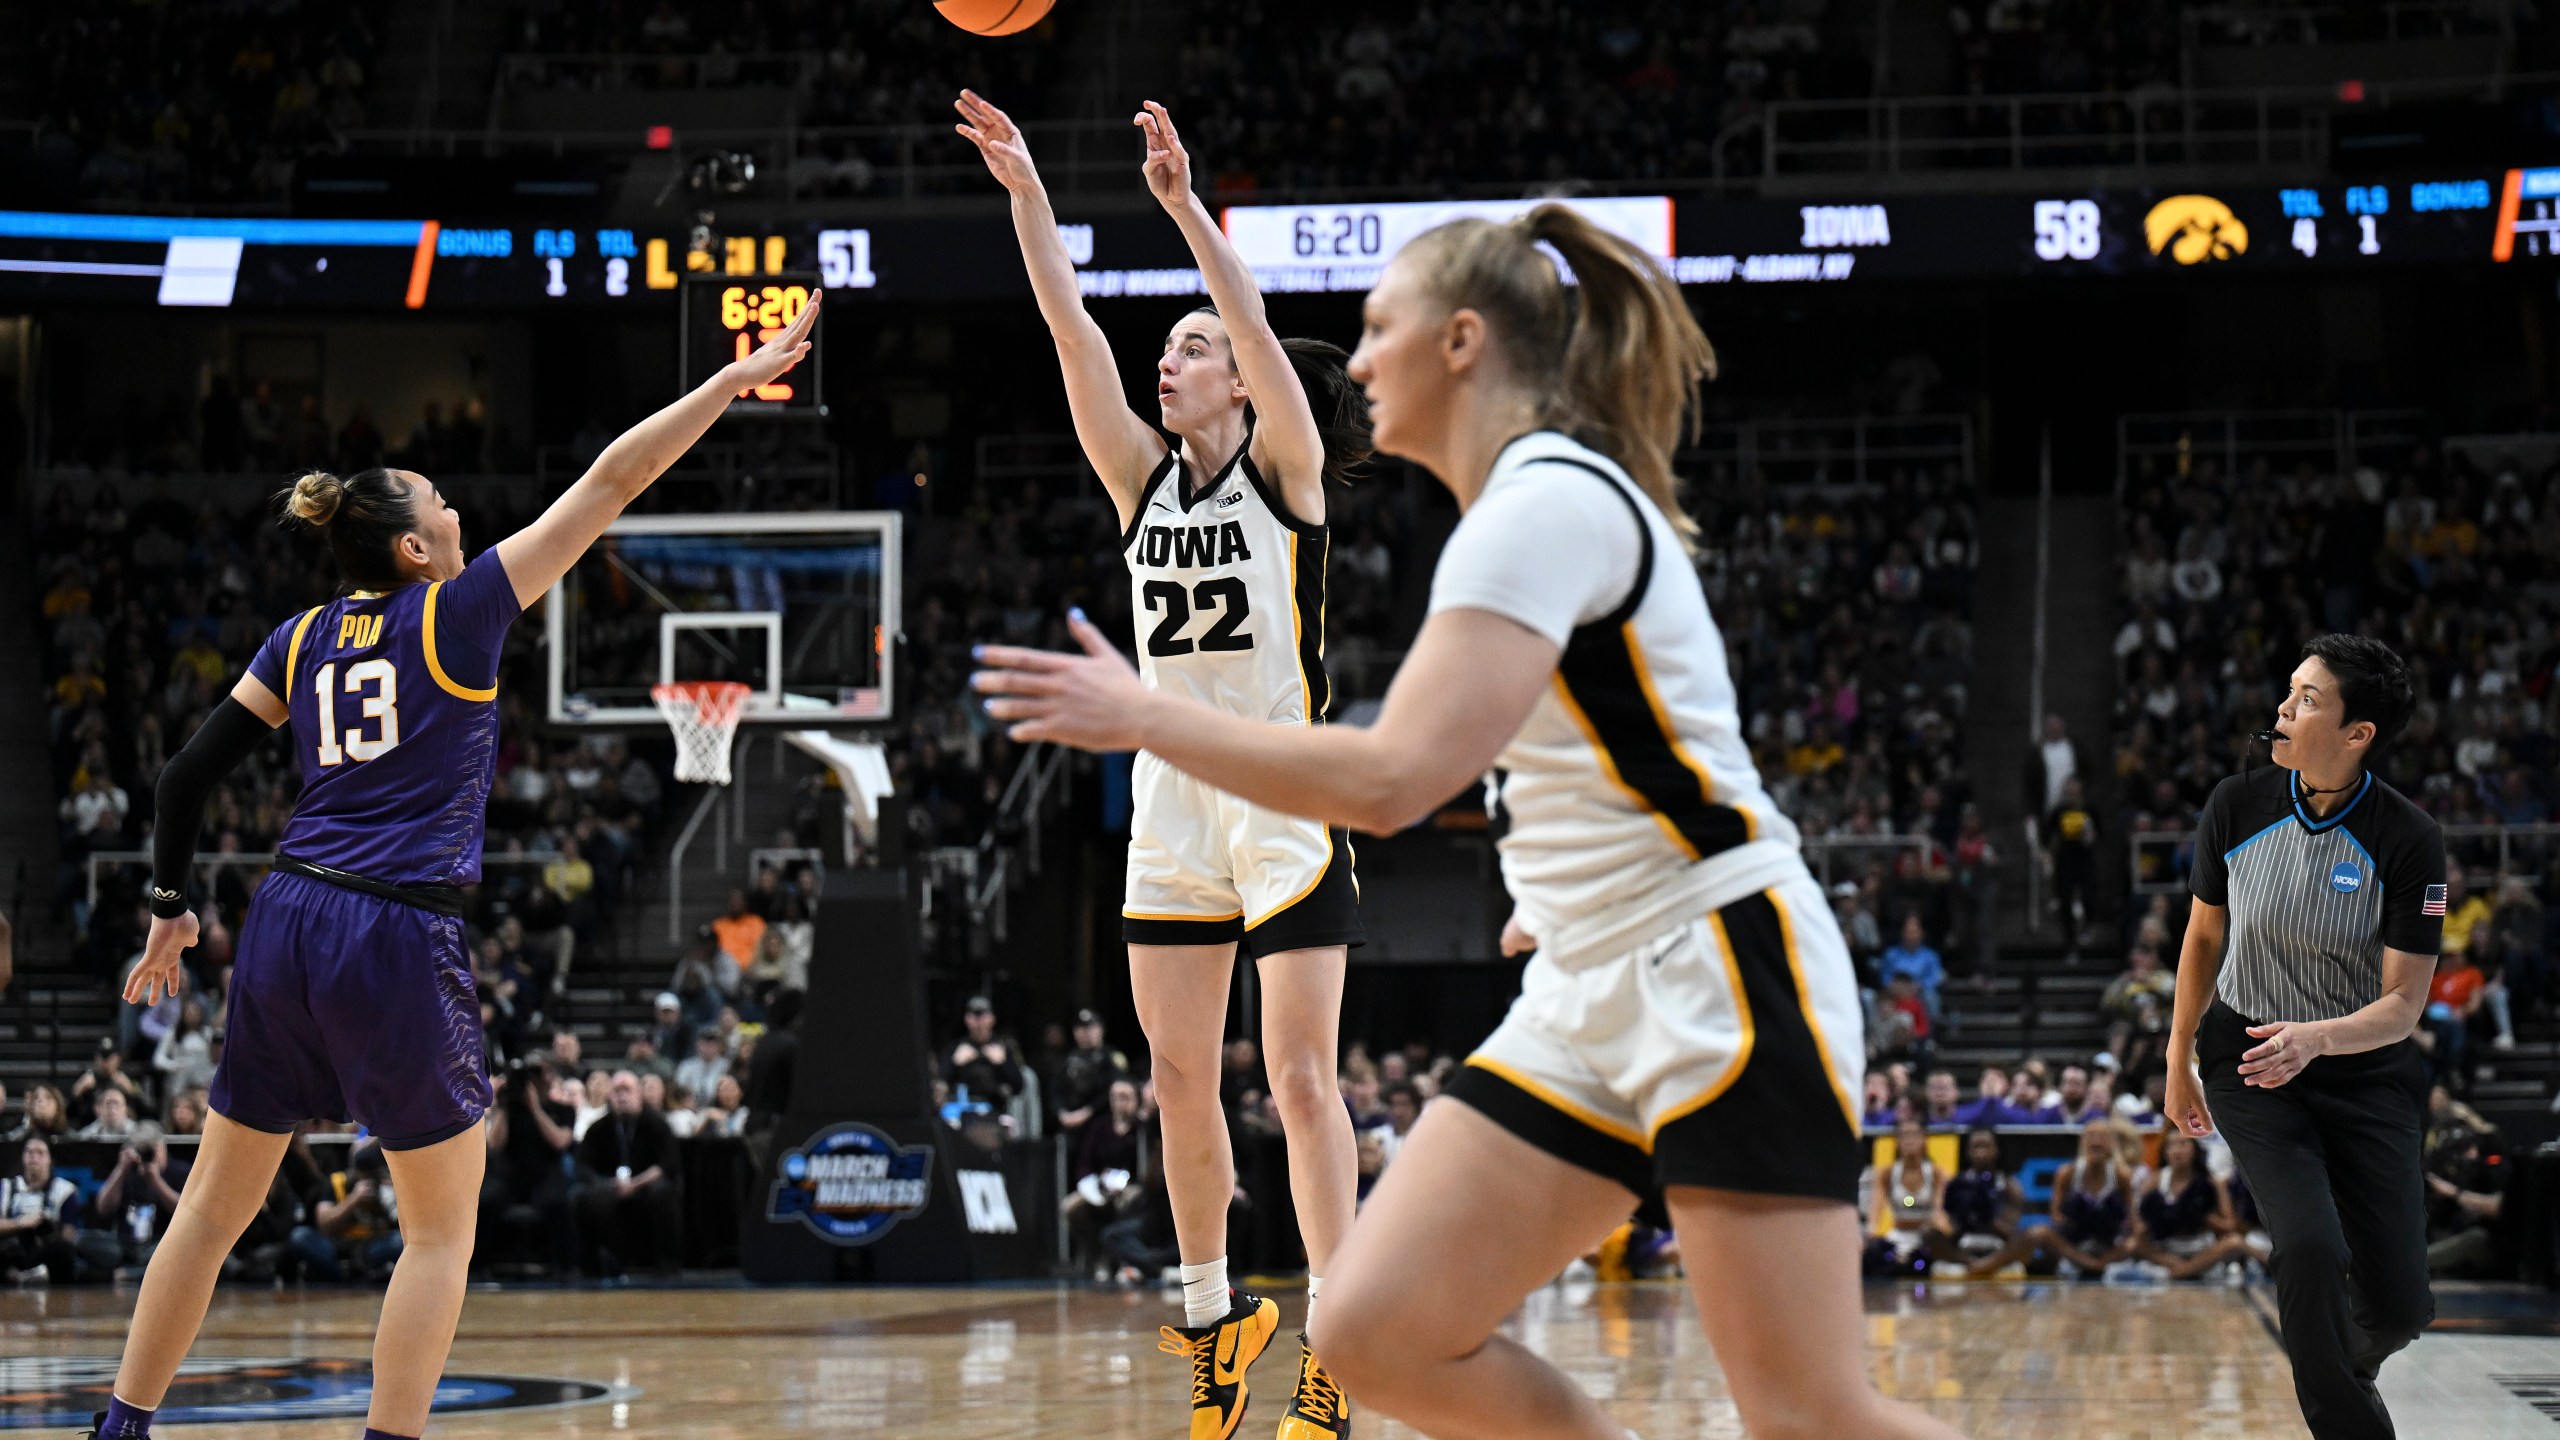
[
  {"x1": 0, "y1": 166, "x2": 2550, "y2": 311},
  {"x1": 679, "y1": 275, "x2": 822, "y2": 415}
]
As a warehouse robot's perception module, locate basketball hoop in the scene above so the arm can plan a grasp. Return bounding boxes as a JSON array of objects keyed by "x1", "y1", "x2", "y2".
[{"x1": 652, "y1": 681, "x2": 752, "y2": 785}]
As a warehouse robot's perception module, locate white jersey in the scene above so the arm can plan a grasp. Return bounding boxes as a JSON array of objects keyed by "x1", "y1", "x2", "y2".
[
  {"x1": 1428, "y1": 430, "x2": 1806, "y2": 969},
  {"x1": 1123, "y1": 431, "x2": 1329, "y2": 724}
]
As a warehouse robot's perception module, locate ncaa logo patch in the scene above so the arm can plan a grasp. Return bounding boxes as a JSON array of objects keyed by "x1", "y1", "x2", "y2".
[
  {"x1": 0, "y1": 1357, "x2": 619, "y2": 1429},
  {"x1": 767, "y1": 1122, "x2": 934, "y2": 1245},
  {"x1": 2330, "y1": 861, "x2": 2363, "y2": 894}
]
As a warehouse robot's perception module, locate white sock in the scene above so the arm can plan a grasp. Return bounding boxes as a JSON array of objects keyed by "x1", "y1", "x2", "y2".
[
  {"x1": 1305, "y1": 1273, "x2": 1322, "y2": 1314},
  {"x1": 1180, "y1": 1257, "x2": 1230, "y2": 1328}
]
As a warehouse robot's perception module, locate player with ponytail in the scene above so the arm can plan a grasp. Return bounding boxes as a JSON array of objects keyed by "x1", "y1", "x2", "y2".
[
  {"x1": 976, "y1": 207, "x2": 1965, "y2": 1439},
  {"x1": 90, "y1": 300, "x2": 815, "y2": 1440}
]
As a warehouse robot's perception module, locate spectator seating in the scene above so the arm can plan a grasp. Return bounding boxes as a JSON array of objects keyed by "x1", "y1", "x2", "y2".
[{"x1": 23, "y1": 1, "x2": 379, "y2": 208}]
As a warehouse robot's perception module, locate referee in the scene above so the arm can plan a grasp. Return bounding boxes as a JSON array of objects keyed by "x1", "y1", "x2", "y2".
[{"x1": 2165, "y1": 634, "x2": 2444, "y2": 1440}]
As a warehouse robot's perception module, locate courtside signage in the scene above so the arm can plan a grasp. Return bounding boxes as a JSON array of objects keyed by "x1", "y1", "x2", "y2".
[{"x1": 766, "y1": 1123, "x2": 935, "y2": 1245}]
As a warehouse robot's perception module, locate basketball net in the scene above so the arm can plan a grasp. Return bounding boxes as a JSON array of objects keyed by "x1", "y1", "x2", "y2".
[{"x1": 652, "y1": 681, "x2": 751, "y2": 785}]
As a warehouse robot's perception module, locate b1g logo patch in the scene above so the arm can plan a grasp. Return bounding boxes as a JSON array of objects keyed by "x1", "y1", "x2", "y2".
[
  {"x1": 0, "y1": 1357, "x2": 619, "y2": 1428},
  {"x1": 767, "y1": 1122, "x2": 934, "y2": 1245},
  {"x1": 2330, "y1": 861, "x2": 2364, "y2": 894}
]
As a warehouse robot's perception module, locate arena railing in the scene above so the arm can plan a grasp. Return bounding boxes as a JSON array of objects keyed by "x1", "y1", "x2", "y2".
[
  {"x1": 2113, "y1": 409, "x2": 2431, "y2": 496},
  {"x1": 2128, "y1": 823, "x2": 2560, "y2": 896},
  {"x1": 1684, "y1": 414, "x2": 1975, "y2": 493}
]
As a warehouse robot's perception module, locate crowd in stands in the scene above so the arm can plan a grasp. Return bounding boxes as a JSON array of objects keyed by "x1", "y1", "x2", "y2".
[
  {"x1": 21, "y1": 0, "x2": 379, "y2": 208},
  {"x1": 503, "y1": 0, "x2": 1046, "y2": 199},
  {"x1": 1688, "y1": 461, "x2": 1988, "y2": 1031},
  {"x1": 1851, "y1": 1058, "x2": 2517, "y2": 1283},
  {"x1": 2115, "y1": 451, "x2": 2560, "y2": 1094},
  {"x1": 1167, "y1": 0, "x2": 1869, "y2": 194},
  {"x1": 934, "y1": 993, "x2": 1447, "y2": 1282},
  {"x1": 0, "y1": 980, "x2": 800, "y2": 1283}
]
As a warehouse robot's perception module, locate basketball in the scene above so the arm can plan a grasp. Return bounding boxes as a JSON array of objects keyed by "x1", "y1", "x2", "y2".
[{"x1": 934, "y1": 0, "x2": 1056, "y2": 36}]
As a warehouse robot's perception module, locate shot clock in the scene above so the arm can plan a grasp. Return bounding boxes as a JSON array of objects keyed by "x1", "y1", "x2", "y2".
[{"x1": 681, "y1": 273, "x2": 823, "y2": 415}]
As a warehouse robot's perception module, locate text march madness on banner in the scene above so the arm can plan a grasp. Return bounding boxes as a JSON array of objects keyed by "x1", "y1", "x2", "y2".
[{"x1": 766, "y1": 1123, "x2": 935, "y2": 1244}]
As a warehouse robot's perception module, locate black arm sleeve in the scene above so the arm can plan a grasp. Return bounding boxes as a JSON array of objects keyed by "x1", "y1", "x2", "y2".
[{"x1": 150, "y1": 699, "x2": 277, "y2": 918}]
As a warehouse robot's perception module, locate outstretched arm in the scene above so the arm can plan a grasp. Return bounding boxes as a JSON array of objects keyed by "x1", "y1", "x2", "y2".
[
  {"x1": 956, "y1": 90, "x2": 1163, "y2": 523},
  {"x1": 1135, "y1": 101, "x2": 1326, "y2": 520},
  {"x1": 493, "y1": 296, "x2": 819, "y2": 609},
  {"x1": 974, "y1": 605, "x2": 1557, "y2": 834}
]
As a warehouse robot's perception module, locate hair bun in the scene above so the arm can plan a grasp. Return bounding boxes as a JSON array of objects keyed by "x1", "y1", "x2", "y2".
[{"x1": 287, "y1": 471, "x2": 344, "y2": 527}]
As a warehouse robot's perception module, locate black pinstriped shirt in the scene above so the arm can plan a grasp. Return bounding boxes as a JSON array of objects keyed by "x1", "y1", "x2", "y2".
[{"x1": 2190, "y1": 765, "x2": 2446, "y2": 1024}]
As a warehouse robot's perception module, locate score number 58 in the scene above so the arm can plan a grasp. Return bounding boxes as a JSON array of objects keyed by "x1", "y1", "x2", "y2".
[{"x1": 2032, "y1": 199, "x2": 2102, "y2": 261}]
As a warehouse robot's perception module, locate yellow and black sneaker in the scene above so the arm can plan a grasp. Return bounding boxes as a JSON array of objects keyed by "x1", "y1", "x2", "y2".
[
  {"x1": 1274, "y1": 1332, "x2": 1350, "y2": 1438},
  {"x1": 1159, "y1": 1290, "x2": 1280, "y2": 1440}
]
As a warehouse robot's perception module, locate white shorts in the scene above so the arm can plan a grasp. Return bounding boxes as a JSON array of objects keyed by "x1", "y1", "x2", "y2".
[
  {"x1": 1121, "y1": 750, "x2": 1362, "y2": 958},
  {"x1": 1448, "y1": 869, "x2": 1866, "y2": 1201}
]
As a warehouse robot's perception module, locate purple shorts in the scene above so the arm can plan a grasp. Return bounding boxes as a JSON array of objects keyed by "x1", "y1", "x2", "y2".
[{"x1": 209, "y1": 870, "x2": 490, "y2": 1150}]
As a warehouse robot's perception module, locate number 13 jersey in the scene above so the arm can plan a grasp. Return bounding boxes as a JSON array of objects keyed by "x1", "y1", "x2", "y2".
[
  {"x1": 246, "y1": 547, "x2": 525, "y2": 887},
  {"x1": 1121, "y1": 430, "x2": 1329, "y2": 725}
]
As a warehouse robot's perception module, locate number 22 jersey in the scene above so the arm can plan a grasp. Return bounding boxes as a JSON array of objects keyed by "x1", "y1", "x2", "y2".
[
  {"x1": 1121, "y1": 430, "x2": 1330, "y2": 724},
  {"x1": 246, "y1": 547, "x2": 524, "y2": 887}
]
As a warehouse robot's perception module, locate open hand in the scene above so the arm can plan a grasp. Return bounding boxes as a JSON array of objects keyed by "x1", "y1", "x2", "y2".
[
  {"x1": 955, "y1": 90, "x2": 1042, "y2": 195},
  {"x1": 1133, "y1": 101, "x2": 1194, "y2": 211},
  {"x1": 124, "y1": 911, "x2": 198, "y2": 1006},
  {"x1": 973, "y1": 610, "x2": 1154, "y2": 751},
  {"x1": 725, "y1": 289, "x2": 819, "y2": 392},
  {"x1": 2238, "y1": 1020, "x2": 2326, "y2": 1089}
]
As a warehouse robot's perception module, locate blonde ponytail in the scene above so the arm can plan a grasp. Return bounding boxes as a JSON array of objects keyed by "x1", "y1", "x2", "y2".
[
  {"x1": 287, "y1": 470, "x2": 345, "y2": 527},
  {"x1": 1399, "y1": 203, "x2": 1715, "y2": 550}
]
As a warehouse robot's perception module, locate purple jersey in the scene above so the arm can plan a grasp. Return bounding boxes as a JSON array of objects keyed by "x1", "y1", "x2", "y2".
[{"x1": 248, "y1": 547, "x2": 521, "y2": 886}]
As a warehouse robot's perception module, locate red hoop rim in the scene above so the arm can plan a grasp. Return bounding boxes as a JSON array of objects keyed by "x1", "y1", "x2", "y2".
[{"x1": 651, "y1": 679, "x2": 753, "y2": 723}]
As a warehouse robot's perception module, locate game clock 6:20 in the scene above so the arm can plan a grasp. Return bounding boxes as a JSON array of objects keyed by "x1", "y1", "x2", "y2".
[{"x1": 681, "y1": 274, "x2": 821, "y2": 414}]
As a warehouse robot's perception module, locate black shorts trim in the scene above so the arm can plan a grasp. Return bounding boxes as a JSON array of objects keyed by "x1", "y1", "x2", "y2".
[
  {"x1": 1446, "y1": 1063, "x2": 1652, "y2": 1197},
  {"x1": 274, "y1": 854, "x2": 466, "y2": 917},
  {"x1": 1123, "y1": 914, "x2": 1245, "y2": 947},
  {"x1": 1646, "y1": 892, "x2": 1863, "y2": 1204},
  {"x1": 1123, "y1": 828, "x2": 1365, "y2": 957},
  {"x1": 1240, "y1": 828, "x2": 1363, "y2": 959}
]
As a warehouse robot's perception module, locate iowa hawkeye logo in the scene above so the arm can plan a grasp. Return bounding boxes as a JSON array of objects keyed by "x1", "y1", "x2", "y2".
[
  {"x1": 2144, "y1": 194, "x2": 2250, "y2": 265},
  {"x1": 0, "y1": 1357, "x2": 617, "y2": 1428},
  {"x1": 1133, "y1": 520, "x2": 1254, "y2": 570}
]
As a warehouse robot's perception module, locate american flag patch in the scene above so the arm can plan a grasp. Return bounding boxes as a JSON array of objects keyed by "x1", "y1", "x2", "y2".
[{"x1": 2422, "y1": 884, "x2": 2448, "y2": 916}]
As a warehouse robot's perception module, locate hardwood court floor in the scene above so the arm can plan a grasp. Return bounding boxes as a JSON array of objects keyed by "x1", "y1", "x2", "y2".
[{"x1": 5, "y1": 1279, "x2": 2556, "y2": 1438}]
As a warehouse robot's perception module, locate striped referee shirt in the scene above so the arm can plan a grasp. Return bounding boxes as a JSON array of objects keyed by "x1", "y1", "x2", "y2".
[{"x1": 2191, "y1": 765, "x2": 2446, "y2": 1023}]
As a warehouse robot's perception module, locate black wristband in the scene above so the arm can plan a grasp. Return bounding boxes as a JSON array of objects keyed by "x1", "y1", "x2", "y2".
[{"x1": 150, "y1": 884, "x2": 191, "y2": 921}]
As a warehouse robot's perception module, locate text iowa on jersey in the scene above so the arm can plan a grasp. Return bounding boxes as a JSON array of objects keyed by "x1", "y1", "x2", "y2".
[{"x1": 1132, "y1": 519, "x2": 1255, "y2": 570}]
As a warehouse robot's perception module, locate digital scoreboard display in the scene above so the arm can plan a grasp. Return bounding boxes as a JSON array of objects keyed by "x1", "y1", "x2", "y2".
[
  {"x1": 1218, "y1": 196, "x2": 1675, "y2": 293},
  {"x1": 679, "y1": 274, "x2": 822, "y2": 415},
  {"x1": 0, "y1": 167, "x2": 2548, "y2": 311}
]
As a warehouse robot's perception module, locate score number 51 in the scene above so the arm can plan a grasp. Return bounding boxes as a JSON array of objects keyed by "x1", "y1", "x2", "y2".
[{"x1": 2032, "y1": 200, "x2": 2103, "y2": 261}]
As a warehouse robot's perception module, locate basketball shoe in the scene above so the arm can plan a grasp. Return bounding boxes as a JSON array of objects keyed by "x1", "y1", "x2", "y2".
[
  {"x1": 1159, "y1": 1290, "x2": 1279, "y2": 1440},
  {"x1": 1273, "y1": 1332, "x2": 1350, "y2": 1438}
]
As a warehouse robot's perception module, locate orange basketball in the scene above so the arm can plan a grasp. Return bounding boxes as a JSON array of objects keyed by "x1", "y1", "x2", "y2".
[{"x1": 934, "y1": 0, "x2": 1056, "y2": 35}]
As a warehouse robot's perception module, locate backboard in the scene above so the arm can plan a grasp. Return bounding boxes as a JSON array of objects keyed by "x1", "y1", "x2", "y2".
[{"x1": 546, "y1": 511, "x2": 901, "y2": 728}]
